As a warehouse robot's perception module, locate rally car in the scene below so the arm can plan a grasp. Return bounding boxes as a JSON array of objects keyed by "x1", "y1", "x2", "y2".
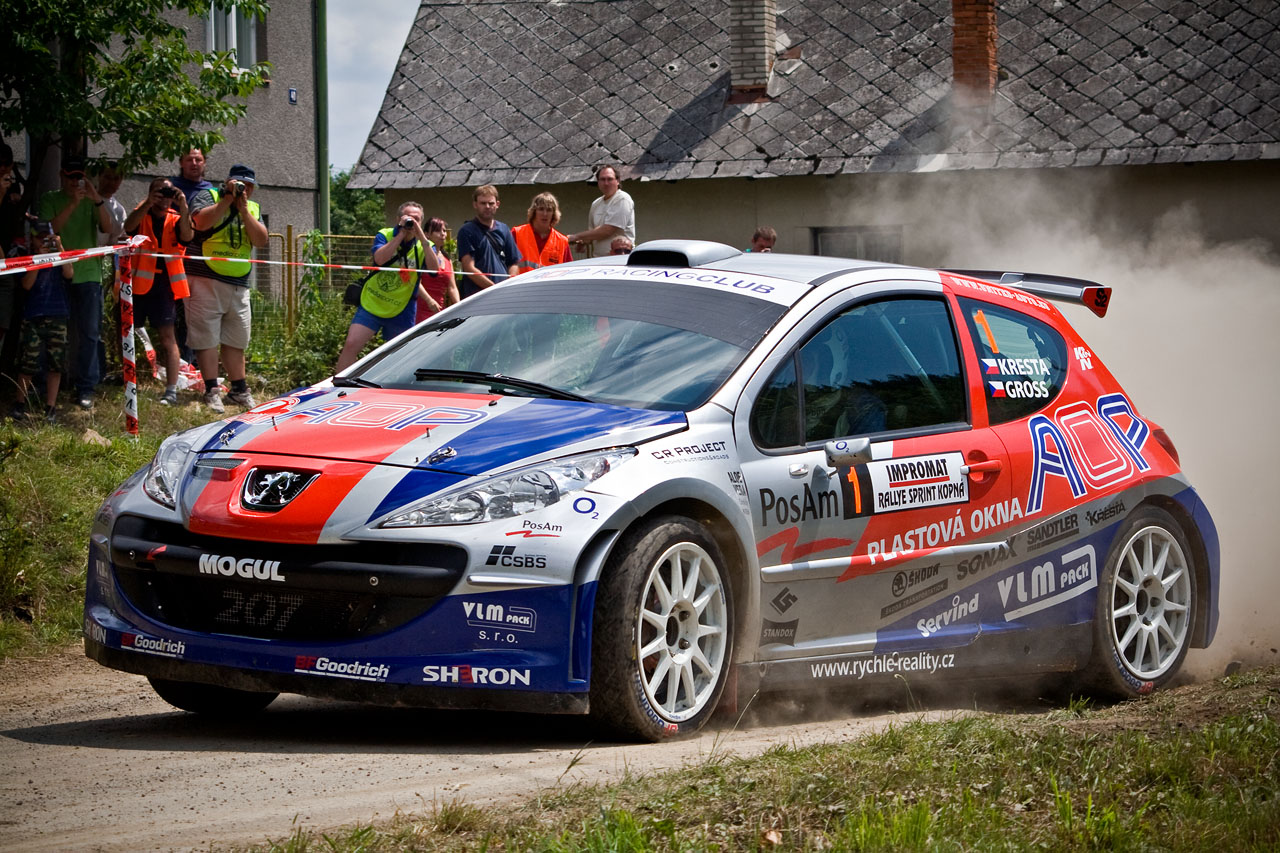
[{"x1": 84, "y1": 240, "x2": 1218, "y2": 740}]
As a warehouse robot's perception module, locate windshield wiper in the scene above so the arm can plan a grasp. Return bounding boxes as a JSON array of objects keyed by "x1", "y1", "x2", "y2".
[
  {"x1": 412, "y1": 368, "x2": 591, "y2": 402},
  {"x1": 333, "y1": 375, "x2": 382, "y2": 388}
]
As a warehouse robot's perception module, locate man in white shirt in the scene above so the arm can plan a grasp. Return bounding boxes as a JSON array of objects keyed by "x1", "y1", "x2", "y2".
[{"x1": 568, "y1": 165, "x2": 635, "y2": 258}]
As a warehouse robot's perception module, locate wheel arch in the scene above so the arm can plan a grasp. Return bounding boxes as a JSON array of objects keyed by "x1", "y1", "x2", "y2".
[{"x1": 1134, "y1": 494, "x2": 1213, "y2": 649}]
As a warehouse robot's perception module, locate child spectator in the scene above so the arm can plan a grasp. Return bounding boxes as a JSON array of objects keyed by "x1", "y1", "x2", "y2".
[{"x1": 11, "y1": 223, "x2": 73, "y2": 424}]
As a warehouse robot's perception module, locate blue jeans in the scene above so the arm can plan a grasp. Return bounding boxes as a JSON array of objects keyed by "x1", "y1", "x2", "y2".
[{"x1": 68, "y1": 281, "x2": 102, "y2": 397}]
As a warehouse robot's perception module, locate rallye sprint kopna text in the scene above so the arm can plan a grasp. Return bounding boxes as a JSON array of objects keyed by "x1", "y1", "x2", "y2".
[{"x1": 85, "y1": 240, "x2": 1218, "y2": 740}]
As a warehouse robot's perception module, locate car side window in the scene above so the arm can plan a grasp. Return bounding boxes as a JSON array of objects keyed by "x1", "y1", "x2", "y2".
[
  {"x1": 751, "y1": 297, "x2": 967, "y2": 449},
  {"x1": 958, "y1": 296, "x2": 1067, "y2": 424}
]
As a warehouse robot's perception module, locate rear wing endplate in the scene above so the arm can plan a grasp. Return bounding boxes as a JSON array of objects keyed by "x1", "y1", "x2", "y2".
[{"x1": 943, "y1": 269, "x2": 1112, "y2": 318}]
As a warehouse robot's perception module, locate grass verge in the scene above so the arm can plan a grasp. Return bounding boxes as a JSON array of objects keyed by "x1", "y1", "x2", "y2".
[{"x1": 237, "y1": 668, "x2": 1280, "y2": 852}]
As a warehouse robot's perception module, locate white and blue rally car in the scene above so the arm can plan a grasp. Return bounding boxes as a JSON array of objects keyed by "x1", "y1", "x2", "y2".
[{"x1": 85, "y1": 240, "x2": 1219, "y2": 740}]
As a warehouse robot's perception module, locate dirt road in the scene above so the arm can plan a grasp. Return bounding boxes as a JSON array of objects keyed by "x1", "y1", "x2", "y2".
[{"x1": 0, "y1": 646, "x2": 1006, "y2": 852}]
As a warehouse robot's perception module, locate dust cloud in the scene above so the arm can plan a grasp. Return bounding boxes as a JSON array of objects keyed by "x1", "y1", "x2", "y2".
[{"x1": 905, "y1": 183, "x2": 1280, "y2": 679}]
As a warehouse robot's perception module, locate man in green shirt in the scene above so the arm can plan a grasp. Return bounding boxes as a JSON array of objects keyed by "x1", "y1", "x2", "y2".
[{"x1": 38, "y1": 156, "x2": 114, "y2": 409}]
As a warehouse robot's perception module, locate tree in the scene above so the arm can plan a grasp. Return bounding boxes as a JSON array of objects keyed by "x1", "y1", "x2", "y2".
[
  {"x1": 0, "y1": 0, "x2": 271, "y2": 206},
  {"x1": 328, "y1": 168, "x2": 384, "y2": 236}
]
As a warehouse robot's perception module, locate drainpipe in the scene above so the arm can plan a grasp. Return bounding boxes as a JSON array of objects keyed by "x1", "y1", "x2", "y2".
[{"x1": 314, "y1": 0, "x2": 330, "y2": 234}]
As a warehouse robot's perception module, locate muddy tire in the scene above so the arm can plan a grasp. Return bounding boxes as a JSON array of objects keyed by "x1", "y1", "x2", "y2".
[
  {"x1": 149, "y1": 677, "x2": 278, "y2": 715},
  {"x1": 589, "y1": 516, "x2": 733, "y2": 741},
  {"x1": 1085, "y1": 505, "x2": 1195, "y2": 698}
]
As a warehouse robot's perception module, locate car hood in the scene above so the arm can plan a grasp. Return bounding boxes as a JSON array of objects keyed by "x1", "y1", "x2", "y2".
[{"x1": 196, "y1": 386, "x2": 687, "y2": 476}]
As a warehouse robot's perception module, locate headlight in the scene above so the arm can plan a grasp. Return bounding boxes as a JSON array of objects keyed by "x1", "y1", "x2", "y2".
[
  {"x1": 379, "y1": 447, "x2": 637, "y2": 527},
  {"x1": 142, "y1": 433, "x2": 197, "y2": 508}
]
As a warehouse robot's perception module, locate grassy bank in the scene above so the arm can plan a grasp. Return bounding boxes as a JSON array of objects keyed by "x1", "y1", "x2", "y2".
[{"x1": 246, "y1": 668, "x2": 1280, "y2": 852}]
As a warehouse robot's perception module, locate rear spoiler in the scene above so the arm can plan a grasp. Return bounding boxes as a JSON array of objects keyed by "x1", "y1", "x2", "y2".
[{"x1": 943, "y1": 270, "x2": 1112, "y2": 318}]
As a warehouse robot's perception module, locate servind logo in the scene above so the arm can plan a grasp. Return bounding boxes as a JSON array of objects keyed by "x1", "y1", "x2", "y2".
[{"x1": 294, "y1": 655, "x2": 390, "y2": 682}]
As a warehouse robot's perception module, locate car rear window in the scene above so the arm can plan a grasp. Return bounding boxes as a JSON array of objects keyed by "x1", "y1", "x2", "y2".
[{"x1": 958, "y1": 296, "x2": 1068, "y2": 424}]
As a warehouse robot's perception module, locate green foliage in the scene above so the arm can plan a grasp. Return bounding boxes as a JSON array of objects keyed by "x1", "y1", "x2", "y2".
[
  {"x1": 275, "y1": 229, "x2": 352, "y2": 389},
  {"x1": 329, "y1": 168, "x2": 386, "y2": 237},
  {"x1": 0, "y1": 0, "x2": 271, "y2": 189}
]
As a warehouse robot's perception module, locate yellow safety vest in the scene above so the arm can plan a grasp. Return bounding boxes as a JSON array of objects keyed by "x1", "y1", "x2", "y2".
[
  {"x1": 360, "y1": 227, "x2": 429, "y2": 318},
  {"x1": 200, "y1": 188, "x2": 261, "y2": 278}
]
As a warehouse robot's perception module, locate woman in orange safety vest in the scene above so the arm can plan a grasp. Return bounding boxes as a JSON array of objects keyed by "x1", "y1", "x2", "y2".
[{"x1": 511, "y1": 192, "x2": 572, "y2": 276}]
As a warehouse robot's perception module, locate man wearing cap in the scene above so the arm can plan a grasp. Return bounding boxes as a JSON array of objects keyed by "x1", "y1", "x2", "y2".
[
  {"x1": 38, "y1": 156, "x2": 115, "y2": 409},
  {"x1": 186, "y1": 164, "x2": 268, "y2": 413}
]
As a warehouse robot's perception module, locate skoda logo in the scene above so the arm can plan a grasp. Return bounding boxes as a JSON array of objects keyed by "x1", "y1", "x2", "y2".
[{"x1": 242, "y1": 468, "x2": 317, "y2": 511}]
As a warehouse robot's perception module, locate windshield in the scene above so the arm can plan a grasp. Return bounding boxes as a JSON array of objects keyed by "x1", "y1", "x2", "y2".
[{"x1": 352, "y1": 278, "x2": 787, "y2": 411}]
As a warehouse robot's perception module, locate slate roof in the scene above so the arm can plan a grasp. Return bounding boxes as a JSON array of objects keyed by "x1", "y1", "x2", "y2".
[{"x1": 348, "y1": 0, "x2": 1280, "y2": 189}]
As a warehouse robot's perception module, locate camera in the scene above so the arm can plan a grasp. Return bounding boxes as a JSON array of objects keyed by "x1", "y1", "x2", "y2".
[
  {"x1": 401, "y1": 217, "x2": 415, "y2": 230},
  {"x1": 77, "y1": 178, "x2": 85, "y2": 189},
  {"x1": 229, "y1": 180, "x2": 245, "y2": 197},
  {"x1": 159, "y1": 186, "x2": 179, "y2": 199}
]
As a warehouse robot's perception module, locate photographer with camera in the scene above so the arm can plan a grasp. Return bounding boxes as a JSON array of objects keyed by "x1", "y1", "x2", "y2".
[
  {"x1": 186, "y1": 163, "x2": 268, "y2": 413},
  {"x1": 38, "y1": 156, "x2": 116, "y2": 410},
  {"x1": 335, "y1": 201, "x2": 440, "y2": 374},
  {"x1": 9, "y1": 222, "x2": 74, "y2": 424},
  {"x1": 124, "y1": 178, "x2": 194, "y2": 406}
]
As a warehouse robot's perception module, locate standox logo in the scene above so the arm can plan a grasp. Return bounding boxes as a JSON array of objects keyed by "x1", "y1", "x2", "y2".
[{"x1": 198, "y1": 554, "x2": 286, "y2": 582}]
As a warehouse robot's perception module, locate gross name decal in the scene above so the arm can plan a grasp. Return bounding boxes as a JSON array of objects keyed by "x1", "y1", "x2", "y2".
[{"x1": 842, "y1": 451, "x2": 968, "y2": 517}]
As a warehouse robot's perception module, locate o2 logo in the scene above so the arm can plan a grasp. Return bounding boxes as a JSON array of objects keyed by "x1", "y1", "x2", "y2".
[{"x1": 573, "y1": 497, "x2": 598, "y2": 519}]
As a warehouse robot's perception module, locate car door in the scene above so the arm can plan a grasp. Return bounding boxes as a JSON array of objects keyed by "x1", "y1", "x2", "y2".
[{"x1": 736, "y1": 287, "x2": 1013, "y2": 676}]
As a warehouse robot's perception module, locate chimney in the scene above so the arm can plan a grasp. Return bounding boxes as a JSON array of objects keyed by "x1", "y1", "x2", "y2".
[
  {"x1": 952, "y1": 0, "x2": 998, "y2": 109},
  {"x1": 729, "y1": 0, "x2": 776, "y2": 103}
]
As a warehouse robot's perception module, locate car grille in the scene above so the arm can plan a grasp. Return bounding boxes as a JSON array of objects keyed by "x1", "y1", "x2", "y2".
[{"x1": 110, "y1": 515, "x2": 467, "y2": 642}]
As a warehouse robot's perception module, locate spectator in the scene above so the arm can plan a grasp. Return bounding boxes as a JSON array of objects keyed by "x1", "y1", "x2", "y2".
[
  {"x1": 512, "y1": 192, "x2": 573, "y2": 275},
  {"x1": 750, "y1": 226, "x2": 777, "y2": 252},
  {"x1": 568, "y1": 165, "x2": 635, "y2": 258},
  {"x1": 171, "y1": 148, "x2": 213, "y2": 204},
  {"x1": 0, "y1": 142, "x2": 21, "y2": 254},
  {"x1": 415, "y1": 217, "x2": 459, "y2": 324},
  {"x1": 97, "y1": 163, "x2": 128, "y2": 245},
  {"x1": 187, "y1": 163, "x2": 268, "y2": 413},
  {"x1": 456, "y1": 185, "x2": 519, "y2": 298},
  {"x1": 10, "y1": 223, "x2": 73, "y2": 424},
  {"x1": 38, "y1": 155, "x2": 114, "y2": 410},
  {"x1": 335, "y1": 202, "x2": 440, "y2": 373},
  {"x1": 123, "y1": 178, "x2": 193, "y2": 406},
  {"x1": 609, "y1": 235, "x2": 634, "y2": 255}
]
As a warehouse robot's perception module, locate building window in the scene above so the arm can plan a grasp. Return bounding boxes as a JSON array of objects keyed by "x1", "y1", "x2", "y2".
[
  {"x1": 208, "y1": 5, "x2": 261, "y2": 69},
  {"x1": 812, "y1": 226, "x2": 904, "y2": 264}
]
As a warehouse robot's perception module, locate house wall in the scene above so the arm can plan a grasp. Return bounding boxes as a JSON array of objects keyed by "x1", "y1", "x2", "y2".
[{"x1": 384, "y1": 160, "x2": 1280, "y2": 274}]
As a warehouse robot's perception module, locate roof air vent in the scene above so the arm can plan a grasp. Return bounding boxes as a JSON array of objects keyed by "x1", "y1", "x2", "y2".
[{"x1": 627, "y1": 240, "x2": 742, "y2": 268}]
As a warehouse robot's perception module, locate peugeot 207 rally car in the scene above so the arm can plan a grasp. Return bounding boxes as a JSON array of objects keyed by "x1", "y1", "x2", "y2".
[{"x1": 85, "y1": 240, "x2": 1218, "y2": 740}]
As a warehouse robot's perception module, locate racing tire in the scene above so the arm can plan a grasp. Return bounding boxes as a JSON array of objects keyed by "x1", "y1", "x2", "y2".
[
  {"x1": 589, "y1": 516, "x2": 733, "y2": 741},
  {"x1": 148, "y1": 677, "x2": 278, "y2": 715},
  {"x1": 1084, "y1": 505, "x2": 1195, "y2": 698}
]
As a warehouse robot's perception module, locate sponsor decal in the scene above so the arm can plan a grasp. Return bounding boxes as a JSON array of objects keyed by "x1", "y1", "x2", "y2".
[
  {"x1": 463, "y1": 601, "x2": 538, "y2": 632},
  {"x1": 842, "y1": 452, "x2": 968, "y2": 518},
  {"x1": 484, "y1": 545, "x2": 547, "y2": 569},
  {"x1": 955, "y1": 542, "x2": 1017, "y2": 580},
  {"x1": 756, "y1": 526, "x2": 853, "y2": 563},
  {"x1": 1026, "y1": 512, "x2": 1080, "y2": 552},
  {"x1": 892, "y1": 562, "x2": 941, "y2": 598},
  {"x1": 421, "y1": 664, "x2": 532, "y2": 687},
  {"x1": 917, "y1": 592, "x2": 980, "y2": 638},
  {"x1": 1027, "y1": 393, "x2": 1149, "y2": 514},
  {"x1": 1074, "y1": 346, "x2": 1094, "y2": 370},
  {"x1": 760, "y1": 618, "x2": 799, "y2": 645},
  {"x1": 294, "y1": 655, "x2": 389, "y2": 682},
  {"x1": 997, "y1": 544, "x2": 1096, "y2": 620},
  {"x1": 944, "y1": 274, "x2": 1052, "y2": 312},
  {"x1": 237, "y1": 399, "x2": 487, "y2": 430},
  {"x1": 198, "y1": 553, "x2": 286, "y2": 583},
  {"x1": 727, "y1": 470, "x2": 749, "y2": 500},
  {"x1": 770, "y1": 586, "x2": 798, "y2": 614},
  {"x1": 759, "y1": 483, "x2": 841, "y2": 526},
  {"x1": 981, "y1": 357, "x2": 1052, "y2": 377},
  {"x1": 1086, "y1": 499, "x2": 1126, "y2": 528},
  {"x1": 506, "y1": 520, "x2": 562, "y2": 538},
  {"x1": 84, "y1": 618, "x2": 107, "y2": 646},
  {"x1": 880, "y1": 578, "x2": 949, "y2": 619},
  {"x1": 650, "y1": 441, "x2": 729, "y2": 462},
  {"x1": 94, "y1": 556, "x2": 110, "y2": 584},
  {"x1": 122, "y1": 632, "x2": 186, "y2": 658},
  {"x1": 864, "y1": 510, "x2": 970, "y2": 559},
  {"x1": 810, "y1": 650, "x2": 957, "y2": 680}
]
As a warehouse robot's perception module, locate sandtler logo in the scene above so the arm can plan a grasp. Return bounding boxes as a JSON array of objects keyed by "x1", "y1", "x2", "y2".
[
  {"x1": 294, "y1": 655, "x2": 389, "y2": 682},
  {"x1": 123, "y1": 632, "x2": 186, "y2": 658}
]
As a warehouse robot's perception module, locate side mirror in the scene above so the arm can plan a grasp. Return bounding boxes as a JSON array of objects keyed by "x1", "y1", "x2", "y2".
[{"x1": 825, "y1": 437, "x2": 872, "y2": 467}]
